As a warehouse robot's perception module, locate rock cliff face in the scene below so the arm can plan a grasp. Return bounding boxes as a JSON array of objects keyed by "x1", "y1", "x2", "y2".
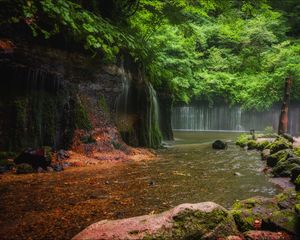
[{"x1": 0, "y1": 41, "x2": 163, "y2": 152}]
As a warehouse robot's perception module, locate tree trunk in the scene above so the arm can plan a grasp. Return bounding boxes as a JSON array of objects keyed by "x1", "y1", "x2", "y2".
[{"x1": 278, "y1": 77, "x2": 292, "y2": 135}]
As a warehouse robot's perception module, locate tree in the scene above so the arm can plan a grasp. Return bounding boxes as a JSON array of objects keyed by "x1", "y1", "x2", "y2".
[{"x1": 278, "y1": 77, "x2": 292, "y2": 135}]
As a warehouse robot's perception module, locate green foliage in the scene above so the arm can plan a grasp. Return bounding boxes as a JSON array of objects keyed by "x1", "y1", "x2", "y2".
[{"x1": 1, "y1": 0, "x2": 300, "y2": 108}]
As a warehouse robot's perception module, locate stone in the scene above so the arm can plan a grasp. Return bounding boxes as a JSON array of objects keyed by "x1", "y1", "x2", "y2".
[
  {"x1": 295, "y1": 176, "x2": 300, "y2": 191},
  {"x1": 275, "y1": 189, "x2": 297, "y2": 210},
  {"x1": 268, "y1": 137, "x2": 292, "y2": 154},
  {"x1": 271, "y1": 162, "x2": 299, "y2": 177},
  {"x1": 37, "y1": 167, "x2": 44, "y2": 173},
  {"x1": 230, "y1": 197, "x2": 280, "y2": 232},
  {"x1": 57, "y1": 149, "x2": 70, "y2": 161},
  {"x1": 212, "y1": 140, "x2": 227, "y2": 150},
  {"x1": 267, "y1": 209, "x2": 297, "y2": 235},
  {"x1": 266, "y1": 149, "x2": 293, "y2": 168},
  {"x1": 244, "y1": 230, "x2": 292, "y2": 240},
  {"x1": 52, "y1": 164, "x2": 64, "y2": 172},
  {"x1": 261, "y1": 149, "x2": 270, "y2": 161},
  {"x1": 46, "y1": 166, "x2": 54, "y2": 172},
  {"x1": 16, "y1": 163, "x2": 34, "y2": 174},
  {"x1": 14, "y1": 147, "x2": 52, "y2": 169},
  {"x1": 73, "y1": 202, "x2": 239, "y2": 240},
  {"x1": 291, "y1": 167, "x2": 300, "y2": 183}
]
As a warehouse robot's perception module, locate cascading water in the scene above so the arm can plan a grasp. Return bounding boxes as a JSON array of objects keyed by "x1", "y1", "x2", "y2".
[
  {"x1": 115, "y1": 61, "x2": 162, "y2": 148},
  {"x1": 172, "y1": 103, "x2": 300, "y2": 135}
]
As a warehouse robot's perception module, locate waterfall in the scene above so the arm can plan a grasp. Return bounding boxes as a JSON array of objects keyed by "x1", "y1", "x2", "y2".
[
  {"x1": 115, "y1": 62, "x2": 162, "y2": 148},
  {"x1": 172, "y1": 103, "x2": 300, "y2": 135}
]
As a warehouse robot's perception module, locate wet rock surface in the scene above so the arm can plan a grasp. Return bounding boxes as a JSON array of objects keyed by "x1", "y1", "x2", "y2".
[{"x1": 212, "y1": 140, "x2": 227, "y2": 150}]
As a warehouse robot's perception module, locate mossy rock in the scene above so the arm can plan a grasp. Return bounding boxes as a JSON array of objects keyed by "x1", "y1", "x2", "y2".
[
  {"x1": 247, "y1": 140, "x2": 258, "y2": 150},
  {"x1": 73, "y1": 202, "x2": 239, "y2": 240},
  {"x1": 256, "y1": 141, "x2": 270, "y2": 151},
  {"x1": 230, "y1": 197, "x2": 280, "y2": 232},
  {"x1": 266, "y1": 149, "x2": 293, "y2": 167},
  {"x1": 294, "y1": 147, "x2": 300, "y2": 158},
  {"x1": 272, "y1": 162, "x2": 299, "y2": 177},
  {"x1": 275, "y1": 189, "x2": 297, "y2": 210},
  {"x1": 295, "y1": 176, "x2": 300, "y2": 191},
  {"x1": 291, "y1": 167, "x2": 300, "y2": 183},
  {"x1": 267, "y1": 137, "x2": 292, "y2": 154},
  {"x1": 16, "y1": 163, "x2": 34, "y2": 174},
  {"x1": 268, "y1": 209, "x2": 297, "y2": 234},
  {"x1": 236, "y1": 134, "x2": 252, "y2": 147}
]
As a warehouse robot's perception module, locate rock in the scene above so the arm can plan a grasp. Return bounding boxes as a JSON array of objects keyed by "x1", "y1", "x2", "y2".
[
  {"x1": 0, "y1": 166, "x2": 7, "y2": 174},
  {"x1": 268, "y1": 137, "x2": 292, "y2": 154},
  {"x1": 291, "y1": 167, "x2": 300, "y2": 183},
  {"x1": 16, "y1": 163, "x2": 34, "y2": 174},
  {"x1": 247, "y1": 140, "x2": 258, "y2": 150},
  {"x1": 14, "y1": 147, "x2": 52, "y2": 169},
  {"x1": 282, "y1": 133, "x2": 294, "y2": 143},
  {"x1": 295, "y1": 176, "x2": 300, "y2": 191},
  {"x1": 271, "y1": 162, "x2": 299, "y2": 177},
  {"x1": 213, "y1": 140, "x2": 227, "y2": 150},
  {"x1": 46, "y1": 166, "x2": 54, "y2": 172},
  {"x1": 244, "y1": 230, "x2": 292, "y2": 240},
  {"x1": 52, "y1": 164, "x2": 64, "y2": 172},
  {"x1": 226, "y1": 236, "x2": 244, "y2": 240},
  {"x1": 275, "y1": 189, "x2": 297, "y2": 210},
  {"x1": 234, "y1": 172, "x2": 242, "y2": 176},
  {"x1": 37, "y1": 167, "x2": 44, "y2": 173},
  {"x1": 230, "y1": 197, "x2": 280, "y2": 232},
  {"x1": 261, "y1": 149, "x2": 270, "y2": 161},
  {"x1": 57, "y1": 149, "x2": 70, "y2": 161},
  {"x1": 267, "y1": 209, "x2": 297, "y2": 235},
  {"x1": 73, "y1": 202, "x2": 239, "y2": 240},
  {"x1": 0, "y1": 159, "x2": 15, "y2": 171},
  {"x1": 266, "y1": 149, "x2": 293, "y2": 168}
]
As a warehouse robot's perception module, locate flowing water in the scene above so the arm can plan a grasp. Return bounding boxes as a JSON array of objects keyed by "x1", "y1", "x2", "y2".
[
  {"x1": 100, "y1": 131, "x2": 279, "y2": 213},
  {"x1": 0, "y1": 131, "x2": 281, "y2": 240}
]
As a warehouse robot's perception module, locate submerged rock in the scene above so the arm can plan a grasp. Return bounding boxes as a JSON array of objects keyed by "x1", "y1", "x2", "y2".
[
  {"x1": 212, "y1": 140, "x2": 227, "y2": 150},
  {"x1": 73, "y1": 202, "x2": 239, "y2": 240}
]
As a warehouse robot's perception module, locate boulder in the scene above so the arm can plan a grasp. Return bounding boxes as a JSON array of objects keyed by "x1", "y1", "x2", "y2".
[
  {"x1": 268, "y1": 137, "x2": 292, "y2": 154},
  {"x1": 266, "y1": 149, "x2": 293, "y2": 168},
  {"x1": 275, "y1": 189, "x2": 297, "y2": 210},
  {"x1": 295, "y1": 176, "x2": 300, "y2": 191},
  {"x1": 14, "y1": 147, "x2": 52, "y2": 169},
  {"x1": 213, "y1": 140, "x2": 227, "y2": 150},
  {"x1": 267, "y1": 209, "x2": 297, "y2": 235},
  {"x1": 230, "y1": 197, "x2": 280, "y2": 232},
  {"x1": 291, "y1": 167, "x2": 300, "y2": 183},
  {"x1": 244, "y1": 230, "x2": 292, "y2": 240},
  {"x1": 73, "y1": 202, "x2": 239, "y2": 240}
]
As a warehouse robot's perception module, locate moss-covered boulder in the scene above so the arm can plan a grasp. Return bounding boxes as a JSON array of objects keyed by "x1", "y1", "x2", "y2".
[
  {"x1": 275, "y1": 189, "x2": 297, "y2": 210},
  {"x1": 230, "y1": 197, "x2": 280, "y2": 233},
  {"x1": 272, "y1": 161, "x2": 299, "y2": 177},
  {"x1": 236, "y1": 134, "x2": 251, "y2": 148},
  {"x1": 291, "y1": 167, "x2": 300, "y2": 183},
  {"x1": 267, "y1": 209, "x2": 297, "y2": 235},
  {"x1": 295, "y1": 176, "x2": 300, "y2": 191},
  {"x1": 267, "y1": 137, "x2": 292, "y2": 154},
  {"x1": 266, "y1": 149, "x2": 293, "y2": 168},
  {"x1": 73, "y1": 202, "x2": 239, "y2": 240}
]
